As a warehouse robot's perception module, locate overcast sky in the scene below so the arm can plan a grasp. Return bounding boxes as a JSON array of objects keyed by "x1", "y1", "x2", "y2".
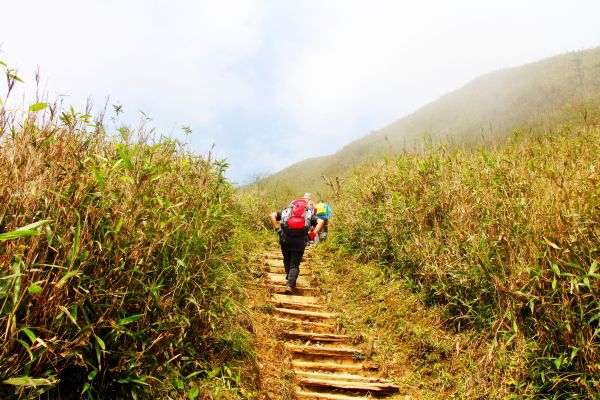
[{"x1": 1, "y1": 1, "x2": 599, "y2": 183}]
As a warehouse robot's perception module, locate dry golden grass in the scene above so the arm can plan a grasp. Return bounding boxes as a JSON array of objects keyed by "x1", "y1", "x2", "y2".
[
  {"x1": 328, "y1": 122, "x2": 599, "y2": 398},
  {"x1": 0, "y1": 101, "x2": 260, "y2": 398}
]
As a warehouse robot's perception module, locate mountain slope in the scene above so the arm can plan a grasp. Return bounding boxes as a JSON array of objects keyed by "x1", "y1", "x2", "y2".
[{"x1": 258, "y1": 46, "x2": 600, "y2": 197}]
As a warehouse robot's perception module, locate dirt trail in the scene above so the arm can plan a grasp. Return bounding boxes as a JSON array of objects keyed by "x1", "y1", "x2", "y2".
[{"x1": 256, "y1": 248, "x2": 403, "y2": 399}]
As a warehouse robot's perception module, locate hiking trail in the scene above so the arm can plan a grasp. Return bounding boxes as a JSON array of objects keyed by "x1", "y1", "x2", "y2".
[{"x1": 252, "y1": 247, "x2": 404, "y2": 399}]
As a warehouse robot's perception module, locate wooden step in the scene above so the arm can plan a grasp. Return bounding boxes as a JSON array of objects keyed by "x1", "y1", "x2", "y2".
[
  {"x1": 282, "y1": 331, "x2": 350, "y2": 343},
  {"x1": 273, "y1": 300, "x2": 326, "y2": 311},
  {"x1": 292, "y1": 361, "x2": 364, "y2": 373},
  {"x1": 265, "y1": 253, "x2": 283, "y2": 260},
  {"x1": 294, "y1": 371, "x2": 383, "y2": 383},
  {"x1": 268, "y1": 273, "x2": 313, "y2": 287},
  {"x1": 264, "y1": 284, "x2": 319, "y2": 296},
  {"x1": 273, "y1": 317, "x2": 335, "y2": 331},
  {"x1": 265, "y1": 259, "x2": 284, "y2": 266},
  {"x1": 269, "y1": 266, "x2": 313, "y2": 275},
  {"x1": 265, "y1": 259, "x2": 314, "y2": 271},
  {"x1": 286, "y1": 344, "x2": 361, "y2": 358},
  {"x1": 300, "y1": 377, "x2": 400, "y2": 393},
  {"x1": 274, "y1": 307, "x2": 336, "y2": 320},
  {"x1": 295, "y1": 390, "x2": 370, "y2": 400},
  {"x1": 272, "y1": 294, "x2": 320, "y2": 304}
]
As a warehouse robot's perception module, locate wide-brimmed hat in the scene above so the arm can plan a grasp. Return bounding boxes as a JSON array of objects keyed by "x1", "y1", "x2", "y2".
[{"x1": 303, "y1": 193, "x2": 311, "y2": 200}]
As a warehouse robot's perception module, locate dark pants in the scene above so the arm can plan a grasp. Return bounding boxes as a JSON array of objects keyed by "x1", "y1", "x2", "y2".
[{"x1": 281, "y1": 248, "x2": 304, "y2": 288}]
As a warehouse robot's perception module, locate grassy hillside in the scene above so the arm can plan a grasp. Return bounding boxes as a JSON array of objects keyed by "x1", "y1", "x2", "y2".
[
  {"x1": 326, "y1": 117, "x2": 600, "y2": 397},
  {"x1": 0, "y1": 80, "x2": 263, "y2": 398},
  {"x1": 257, "y1": 46, "x2": 600, "y2": 198}
]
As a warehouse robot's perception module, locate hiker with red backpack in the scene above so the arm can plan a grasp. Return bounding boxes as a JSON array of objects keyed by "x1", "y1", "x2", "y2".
[{"x1": 269, "y1": 196, "x2": 325, "y2": 294}]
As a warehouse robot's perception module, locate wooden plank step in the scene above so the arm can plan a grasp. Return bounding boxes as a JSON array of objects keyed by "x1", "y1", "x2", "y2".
[
  {"x1": 274, "y1": 307, "x2": 336, "y2": 320},
  {"x1": 286, "y1": 344, "x2": 360, "y2": 358},
  {"x1": 264, "y1": 284, "x2": 319, "y2": 296},
  {"x1": 269, "y1": 266, "x2": 312, "y2": 275},
  {"x1": 265, "y1": 253, "x2": 283, "y2": 260},
  {"x1": 292, "y1": 361, "x2": 364, "y2": 373},
  {"x1": 273, "y1": 300, "x2": 326, "y2": 311},
  {"x1": 265, "y1": 259, "x2": 284, "y2": 266},
  {"x1": 283, "y1": 331, "x2": 350, "y2": 342},
  {"x1": 300, "y1": 378, "x2": 400, "y2": 393},
  {"x1": 273, "y1": 317, "x2": 335, "y2": 331},
  {"x1": 272, "y1": 294, "x2": 320, "y2": 304},
  {"x1": 295, "y1": 390, "x2": 370, "y2": 400},
  {"x1": 294, "y1": 371, "x2": 383, "y2": 383},
  {"x1": 268, "y1": 273, "x2": 313, "y2": 287},
  {"x1": 265, "y1": 259, "x2": 314, "y2": 269}
]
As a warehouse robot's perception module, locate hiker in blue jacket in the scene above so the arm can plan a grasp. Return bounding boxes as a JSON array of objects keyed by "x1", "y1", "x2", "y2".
[
  {"x1": 269, "y1": 197, "x2": 324, "y2": 294},
  {"x1": 314, "y1": 199, "x2": 332, "y2": 241}
]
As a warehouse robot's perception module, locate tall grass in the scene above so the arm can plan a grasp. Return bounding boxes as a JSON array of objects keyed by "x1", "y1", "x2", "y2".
[
  {"x1": 332, "y1": 121, "x2": 599, "y2": 397},
  {"x1": 0, "y1": 96, "x2": 257, "y2": 398}
]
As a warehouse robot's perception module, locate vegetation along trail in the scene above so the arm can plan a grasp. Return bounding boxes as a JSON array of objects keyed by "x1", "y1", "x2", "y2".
[
  {"x1": 1, "y1": 48, "x2": 599, "y2": 399},
  {"x1": 248, "y1": 118, "x2": 600, "y2": 398}
]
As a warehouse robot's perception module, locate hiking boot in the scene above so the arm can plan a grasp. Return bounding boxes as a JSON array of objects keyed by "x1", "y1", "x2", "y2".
[{"x1": 285, "y1": 284, "x2": 294, "y2": 295}]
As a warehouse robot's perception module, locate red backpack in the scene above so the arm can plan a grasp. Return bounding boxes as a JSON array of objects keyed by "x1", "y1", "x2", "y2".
[{"x1": 281, "y1": 199, "x2": 313, "y2": 237}]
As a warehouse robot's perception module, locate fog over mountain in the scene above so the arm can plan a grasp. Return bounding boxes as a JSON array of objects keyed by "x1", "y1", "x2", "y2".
[{"x1": 258, "y1": 46, "x2": 600, "y2": 195}]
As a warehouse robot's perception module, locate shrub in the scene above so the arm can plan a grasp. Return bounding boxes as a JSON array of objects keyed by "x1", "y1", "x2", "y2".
[
  {"x1": 333, "y1": 124, "x2": 600, "y2": 397},
  {"x1": 0, "y1": 103, "x2": 255, "y2": 398}
]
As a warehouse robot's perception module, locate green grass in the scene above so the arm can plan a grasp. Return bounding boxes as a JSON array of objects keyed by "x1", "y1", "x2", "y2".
[
  {"x1": 0, "y1": 77, "x2": 264, "y2": 398},
  {"x1": 327, "y1": 120, "x2": 599, "y2": 398}
]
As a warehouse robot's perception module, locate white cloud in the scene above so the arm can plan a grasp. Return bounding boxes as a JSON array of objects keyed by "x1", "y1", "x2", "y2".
[
  {"x1": 273, "y1": 0, "x2": 600, "y2": 152},
  {"x1": 1, "y1": 0, "x2": 266, "y2": 129},
  {"x1": 1, "y1": 0, "x2": 599, "y2": 182}
]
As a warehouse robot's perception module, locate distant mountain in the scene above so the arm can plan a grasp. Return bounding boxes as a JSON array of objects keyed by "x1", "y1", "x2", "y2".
[{"x1": 255, "y1": 46, "x2": 600, "y2": 197}]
